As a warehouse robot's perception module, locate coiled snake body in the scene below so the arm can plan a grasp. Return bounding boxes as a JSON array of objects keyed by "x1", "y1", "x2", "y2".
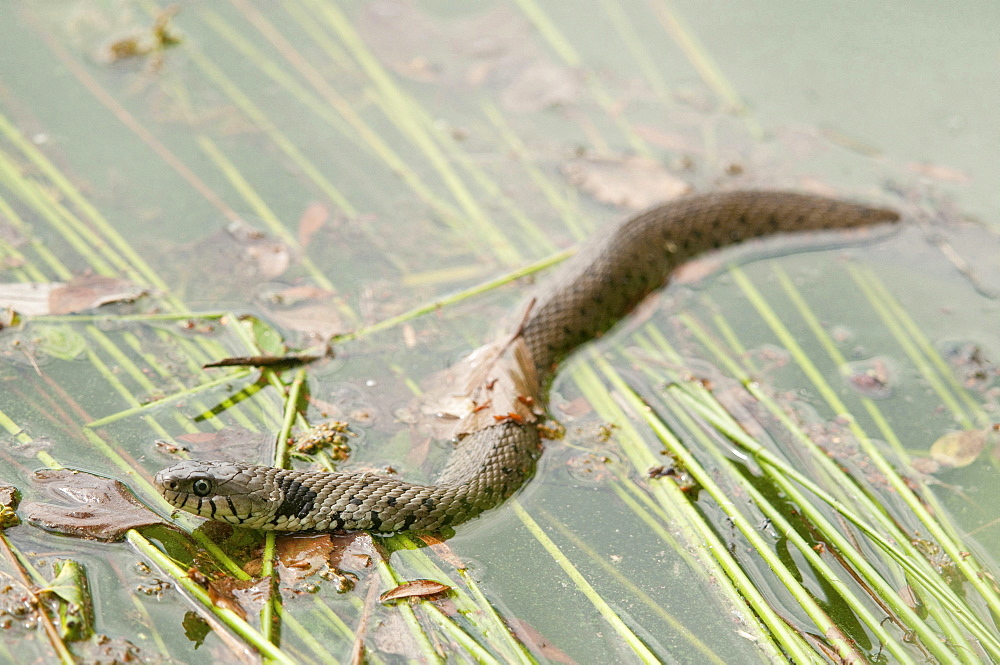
[{"x1": 155, "y1": 191, "x2": 898, "y2": 532}]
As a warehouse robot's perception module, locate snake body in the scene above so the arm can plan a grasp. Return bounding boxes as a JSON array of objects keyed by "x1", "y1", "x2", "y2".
[{"x1": 155, "y1": 191, "x2": 898, "y2": 532}]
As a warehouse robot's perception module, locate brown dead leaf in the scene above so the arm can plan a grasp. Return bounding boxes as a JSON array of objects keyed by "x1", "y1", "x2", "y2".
[
  {"x1": 328, "y1": 532, "x2": 382, "y2": 573},
  {"x1": 562, "y1": 156, "x2": 691, "y2": 210},
  {"x1": 0, "y1": 276, "x2": 146, "y2": 316},
  {"x1": 23, "y1": 469, "x2": 164, "y2": 541},
  {"x1": 159, "y1": 221, "x2": 293, "y2": 301},
  {"x1": 379, "y1": 579, "x2": 450, "y2": 603},
  {"x1": 257, "y1": 285, "x2": 342, "y2": 340},
  {"x1": 416, "y1": 534, "x2": 466, "y2": 569},
  {"x1": 297, "y1": 202, "x2": 330, "y2": 249},
  {"x1": 359, "y1": 0, "x2": 577, "y2": 118},
  {"x1": 500, "y1": 61, "x2": 580, "y2": 113},
  {"x1": 420, "y1": 335, "x2": 541, "y2": 440},
  {"x1": 207, "y1": 576, "x2": 269, "y2": 622},
  {"x1": 227, "y1": 220, "x2": 290, "y2": 279},
  {"x1": 174, "y1": 427, "x2": 269, "y2": 462},
  {"x1": 930, "y1": 430, "x2": 993, "y2": 468},
  {"x1": 264, "y1": 285, "x2": 335, "y2": 306},
  {"x1": 632, "y1": 125, "x2": 703, "y2": 154},
  {"x1": 276, "y1": 534, "x2": 337, "y2": 587},
  {"x1": 841, "y1": 357, "x2": 895, "y2": 400},
  {"x1": 202, "y1": 353, "x2": 320, "y2": 369},
  {"x1": 909, "y1": 456, "x2": 941, "y2": 475},
  {"x1": 265, "y1": 303, "x2": 343, "y2": 340},
  {"x1": 50, "y1": 275, "x2": 147, "y2": 314}
]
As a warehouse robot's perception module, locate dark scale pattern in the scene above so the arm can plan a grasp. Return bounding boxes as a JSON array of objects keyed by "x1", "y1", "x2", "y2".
[
  {"x1": 274, "y1": 477, "x2": 318, "y2": 522},
  {"x1": 155, "y1": 191, "x2": 899, "y2": 532}
]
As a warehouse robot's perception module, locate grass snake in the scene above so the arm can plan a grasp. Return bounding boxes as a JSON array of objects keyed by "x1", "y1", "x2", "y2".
[{"x1": 155, "y1": 190, "x2": 898, "y2": 532}]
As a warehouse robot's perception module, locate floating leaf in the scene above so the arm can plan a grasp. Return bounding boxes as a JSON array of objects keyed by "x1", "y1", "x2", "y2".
[
  {"x1": 842, "y1": 356, "x2": 896, "y2": 400},
  {"x1": 379, "y1": 579, "x2": 450, "y2": 604},
  {"x1": 22, "y1": 469, "x2": 164, "y2": 541},
  {"x1": 328, "y1": 532, "x2": 380, "y2": 573},
  {"x1": 0, "y1": 306, "x2": 18, "y2": 330},
  {"x1": 297, "y1": 202, "x2": 330, "y2": 249},
  {"x1": 48, "y1": 275, "x2": 147, "y2": 315},
  {"x1": 207, "y1": 575, "x2": 269, "y2": 622},
  {"x1": 43, "y1": 559, "x2": 93, "y2": 641},
  {"x1": 174, "y1": 427, "x2": 269, "y2": 462},
  {"x1": 263, "y1": 303, "x2": 343, "y2": 341},
  {"x1": 420, "y1": 335, "x2": 541, "y2": 441},
  {"x1": 181, "y1": 611, "x2": 211, "y2": 649},
  {"x1": 227, "y1": 220, "x2": 290, "y2": 279},
  {"x1": 276, "y1": 534, "x2": 337, "y2": 587},
  {"x1": 929, "y1": 430, "x2": 992, "y2": 469},
  {"x1": 500, "y1": 61, "x2": 580, "y2": 113},
  {"x1": 562, "y1": 156, "x2": 691, "y2": 210}
]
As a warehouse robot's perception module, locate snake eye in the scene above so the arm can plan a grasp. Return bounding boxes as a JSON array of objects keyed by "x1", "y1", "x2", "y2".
[{"x1": 192, "y1": 478, "x2": 213, "y2": 497}]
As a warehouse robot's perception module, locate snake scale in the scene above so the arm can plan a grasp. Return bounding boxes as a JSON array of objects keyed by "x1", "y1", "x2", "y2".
[{"x1": 155, "y1": 191, "x2": 899, "y2": 532}]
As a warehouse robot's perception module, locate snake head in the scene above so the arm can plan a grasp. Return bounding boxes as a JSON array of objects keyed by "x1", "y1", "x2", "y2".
[{"x1": 154, "y1": 460, "x2": 281, "y2": 528}]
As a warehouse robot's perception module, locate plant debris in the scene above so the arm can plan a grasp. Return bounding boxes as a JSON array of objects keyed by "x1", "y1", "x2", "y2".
[
  {"x1": 420, "y1": 334, "x2": 542, "y2": 441},
  {"x1": 172, "y1": 427, "x2": 270, "y2": 462},
  {"x1": 206, "y1": 575, "x2": 268, "y2": 622},
  {"x1": 202, "y1": 352, "x2": 320, "y2": 369},
  {"x1": 181, "y1": 611, "x2": 211, "y2": 648},
  {"x1": 42, "y1": 559, "x2": 93, "y2": 641},
  {"x1": 22, "y1": 469, "x2": 164, "y2": 542},
  {"x1": 930, "y1": 429, "x2": 997, "y2": 469},
  {"x1": 378, "y1": 579, "x2": 450, "y2": 604},
  {"x1": 297, "y1": 202, "x2": 330, "y2": 249},
  {"x1": 842, "y1": 356, "x2": 896, "y2": 399},
  {"x1": 97, "y1": 4, "x2": 182, "y2": 63},
  {"x1": 289, "y1": 420, "x2": 354, "y2": 456},
  {"x1": 562, "y1": 155, "x2": 692, "y2": 210},
  {"x1": 263, "y1": 302, "x2": 344, "y2": 342}
]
